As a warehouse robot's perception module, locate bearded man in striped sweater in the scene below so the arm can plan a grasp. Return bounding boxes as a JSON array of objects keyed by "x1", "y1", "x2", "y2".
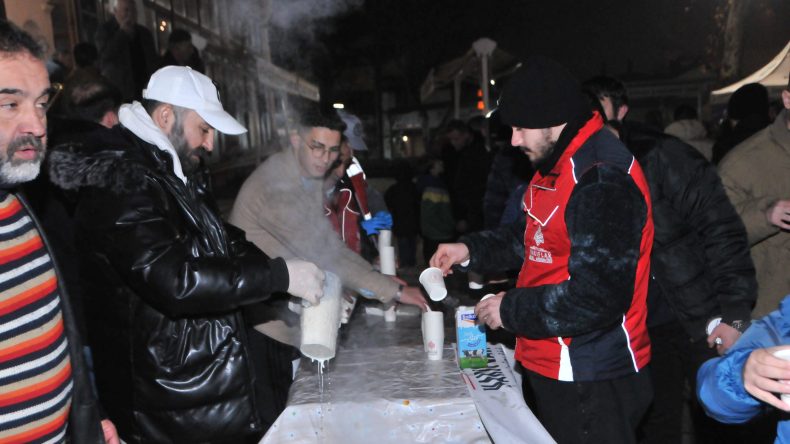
[{"x1": 0, "y1": 20, "x2": 117, "y2": 444}]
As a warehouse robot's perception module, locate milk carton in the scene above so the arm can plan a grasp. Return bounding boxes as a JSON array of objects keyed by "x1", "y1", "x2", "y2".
[{"x1": 455, "y1": 306, "x2": 487, "y2": 369}]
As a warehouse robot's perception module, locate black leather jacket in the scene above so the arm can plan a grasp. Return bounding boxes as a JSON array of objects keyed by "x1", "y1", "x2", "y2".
[
  {"x1": 620, "y1": 123, "x2": 756, "y2": 338},
  {"x1": 48, "y1": 125, "x2": 290, "y2": 443}
]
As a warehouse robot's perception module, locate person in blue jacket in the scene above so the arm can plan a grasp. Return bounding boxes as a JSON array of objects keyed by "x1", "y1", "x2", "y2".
[{"x1": 697, "y1": 296, "x2": 790, "y2": 442}]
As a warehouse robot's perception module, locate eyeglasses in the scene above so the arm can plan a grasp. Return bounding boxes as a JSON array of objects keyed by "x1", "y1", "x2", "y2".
[{"x1": 302, "y1": 136, "x2": 341, "y2": 158}]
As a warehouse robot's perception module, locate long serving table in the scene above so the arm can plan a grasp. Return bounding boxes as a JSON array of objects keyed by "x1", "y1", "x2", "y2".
[{"x1": 260, "y1": 306, "x2": 554, "y2": 443}]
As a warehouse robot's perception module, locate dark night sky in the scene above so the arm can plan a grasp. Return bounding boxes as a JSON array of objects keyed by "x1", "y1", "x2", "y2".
[{"x1": 270, "y1": 0, "x2": 790, "y2": 103}]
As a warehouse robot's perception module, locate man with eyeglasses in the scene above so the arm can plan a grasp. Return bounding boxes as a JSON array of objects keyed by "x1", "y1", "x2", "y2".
[{"x1": 230, "y1": 106, "x2": 429, "y2": 428}]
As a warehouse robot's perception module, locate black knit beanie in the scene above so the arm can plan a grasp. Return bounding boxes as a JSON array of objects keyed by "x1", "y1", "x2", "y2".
[
  {"x1": 727, "y1": 83, "x2": 768, "y2": 121},
  {"x1": 498, "y1": 56, "x2": 589, "y2": 129}
]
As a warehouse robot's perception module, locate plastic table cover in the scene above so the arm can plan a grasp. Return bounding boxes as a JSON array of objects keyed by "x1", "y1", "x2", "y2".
[{"x1": 260, "y1": 311, "x2": 492, "y2": 443}]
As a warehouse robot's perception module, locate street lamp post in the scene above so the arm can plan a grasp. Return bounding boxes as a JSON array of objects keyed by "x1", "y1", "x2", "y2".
[{"x1": 473, "y1": 37, "x2": 497, "y2": 114}]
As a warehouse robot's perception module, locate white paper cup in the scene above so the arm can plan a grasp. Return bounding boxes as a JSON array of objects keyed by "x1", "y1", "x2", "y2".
[
  {"x1": 300, "y1": 271, "x2": 342, "y2": 362},
  {"x1": 421, "y1": 312, "x2": 428, "y2": 351},
  {"x1": 773, "y1": 349, "x2": 790, "y2": 404},
  {"x1": 419, "y1": 267, "x2": 447, "y2": 301},
  {"x1": 422, "y1": 311, "x2": 444, "y2": 360},
  {"x1": 378, "y1": 229, "x2": 392, "y2": 249},
  {"x1": 421, "y1": 309, "x2": 434, "y2": 351},
  {"x1": 380, "y1": 246, "x2": 396, "y2": 276}
]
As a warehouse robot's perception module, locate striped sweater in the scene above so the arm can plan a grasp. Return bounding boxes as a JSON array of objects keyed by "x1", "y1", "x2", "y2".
[{"x1": 0, "y1": 192, "x2": 72, "y2": 444}]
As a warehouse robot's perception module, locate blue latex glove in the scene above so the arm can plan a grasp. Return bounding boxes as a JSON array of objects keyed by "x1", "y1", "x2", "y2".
[{"x1": 361, "y1": 211, "x2": 393, "y2": 236}]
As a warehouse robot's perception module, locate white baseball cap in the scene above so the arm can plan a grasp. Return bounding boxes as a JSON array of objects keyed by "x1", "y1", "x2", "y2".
[
  {"x1": 337, "y1": 109, "x2": 368, "y2": 151},
  {"x1": 143, "y1": 65, "x2": 247, "y2": 135}
]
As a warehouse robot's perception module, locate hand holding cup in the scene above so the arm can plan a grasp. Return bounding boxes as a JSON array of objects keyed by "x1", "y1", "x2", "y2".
[
  {"x1": 741, "y1": 346, "x2": 790, "y2": 411},
  {"x1": 429, "y1": 243, "x2": 470, "y2": 275}
]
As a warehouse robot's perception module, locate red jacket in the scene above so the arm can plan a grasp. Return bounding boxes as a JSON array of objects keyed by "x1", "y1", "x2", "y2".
[
  {"x1": 459, "y1": 113, "x2": 654, "y2": 383},
  {"x1": 326, "y1": 185, "x2": 363, "y2": 254},
  {"x1": 512, "y1": 114, "x2": 653, "y2": 381}
]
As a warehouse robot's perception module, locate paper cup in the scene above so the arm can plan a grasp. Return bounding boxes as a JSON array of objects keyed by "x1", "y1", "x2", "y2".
[
  {"x1": 773, "y1": 349, "x2": 790, "y2": 404},
  {"x1": 421, "y1": 309, "x2": 434, "y2": 351},
  {"x1": 299, "y1": 271, "x2": 342, "y2": 362},
  {"x1": 422, "y1": 311, "x2": 444, "y2": 360},
  {"x1": 380, "y1": 246, "x2": 396, "y2": 276},
  {"x1": 378, "y1": 229, "x2": 392, "y2": 249},
  {"x1": 419, "y1": 267, "x2": 447, "y2": 301},
  {"x1": 421, "y1": 312, "x2": 428, "y2": 351}
]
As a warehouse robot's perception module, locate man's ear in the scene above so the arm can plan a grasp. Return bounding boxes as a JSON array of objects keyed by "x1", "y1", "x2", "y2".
[
  {"x1": 289, "y1": 130, "x2": 301, "y2": 150},
  {"x1": 151, "y1": 104, "x2": 175, "y2": 134},
  {"x1": 100, "y1": 110, "x2": 119, "y2": 129},
  {"x1": 617, "y1": 104, "x2": 629, "y2": 121},
  {"x1": 782, "y1": 89, "x2": 790, "y2": 111}
]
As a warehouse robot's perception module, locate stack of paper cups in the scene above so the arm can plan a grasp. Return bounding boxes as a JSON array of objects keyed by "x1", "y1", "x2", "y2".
[
  {"x1": 380, "y1": 246, "x2": 396, "y2": 276},
  {"x1": 378, "y1": 229, "x2": 392, "y2": 251},
  {"x1": 379, "y1": 233, "x2": 397, "y2": 322},
  {"x1": 422, "y1": 310, "x2": 444, "y2": 360}
]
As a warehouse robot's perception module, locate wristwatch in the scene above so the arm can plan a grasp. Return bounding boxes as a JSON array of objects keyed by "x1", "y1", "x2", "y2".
[{"x1": 729, "y1": 319, "x2": 750, "y2": 334}]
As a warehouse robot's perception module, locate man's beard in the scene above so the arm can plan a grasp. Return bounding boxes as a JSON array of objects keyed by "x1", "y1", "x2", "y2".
[
  {"x1": 529, "y1": 130, "x2": 558, "y2": 170},
  {"x1": 531, "y1": 143, "x2": 556, "y2": 170},
  {"x1": 0, "y1": 135, "x2": 45, "y2": 187},
  {"x1": 168, "y1": 123, "x2": 204, "y2": 175}
]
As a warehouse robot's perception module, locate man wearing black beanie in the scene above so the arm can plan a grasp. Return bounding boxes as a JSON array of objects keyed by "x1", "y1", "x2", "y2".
[{"x1": 431, "y1": 56, "x2": 654, "y2": 443}]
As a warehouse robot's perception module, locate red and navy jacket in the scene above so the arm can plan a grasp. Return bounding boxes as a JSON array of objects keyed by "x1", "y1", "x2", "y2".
[
  {"x1": 461, "y1": 113, "x2": 653, "y2": 382},
  {"x1": 325, "y1": 177, "x2": 363, "y2": 254}
]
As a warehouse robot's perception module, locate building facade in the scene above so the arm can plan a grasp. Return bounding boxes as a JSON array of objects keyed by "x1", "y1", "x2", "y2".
[{"x1": 1, "y1": 0, "x2": 317, "y2": 174}]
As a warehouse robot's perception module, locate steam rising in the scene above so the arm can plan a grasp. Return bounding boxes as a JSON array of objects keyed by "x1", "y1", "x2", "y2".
[
  {"x1": 269, "y1": 0, "x2": 364, "y2": 30},
  {"x1": 266, "y1": 0, "x2": 364, "y2": 75}
]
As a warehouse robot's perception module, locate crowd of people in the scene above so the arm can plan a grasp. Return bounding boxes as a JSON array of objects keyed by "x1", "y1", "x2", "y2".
[{"x1": 0, "y1": 2, "x2": 789, "y2": 443}]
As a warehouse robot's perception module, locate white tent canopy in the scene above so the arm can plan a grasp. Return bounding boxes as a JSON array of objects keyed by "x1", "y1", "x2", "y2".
[
  {"x1": 420, "y1": 38, "x2": 520, "y2": 117},
  {"x1": 710, "y1": 40, "x2": 790, "y2": 103}
]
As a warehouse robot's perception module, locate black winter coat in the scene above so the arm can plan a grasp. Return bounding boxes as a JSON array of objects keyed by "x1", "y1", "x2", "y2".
[
  {"x1": 15, "y1": 193, "x2": 106, "y2": 444},
  {"x1": 621, "y1": 123, "x2": 756, "y2": 338},
  {"x1": 48, "y1": 126, "x2": 290, "y2": 443}
]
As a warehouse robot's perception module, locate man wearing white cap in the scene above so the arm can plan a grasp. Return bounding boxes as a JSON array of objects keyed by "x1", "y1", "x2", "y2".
[{"x1": 47, "y1": 66, "x2": 324, "y2": 443}]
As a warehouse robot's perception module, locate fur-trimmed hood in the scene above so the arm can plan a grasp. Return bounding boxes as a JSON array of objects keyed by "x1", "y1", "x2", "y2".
[
  {"x1": 48, "y1": 149, "x2": 149, "y2": 195},
  {"x1": 46, "y1": 124, "x2": 171, "y2": 195}
]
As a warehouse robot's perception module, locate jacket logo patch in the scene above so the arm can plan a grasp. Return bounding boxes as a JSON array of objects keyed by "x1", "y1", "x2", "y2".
[
  {"x1": 528, "y1": 225, "x2": 552, "y2": 263},
  {"x1": 534, "y1": 225, "x2": 544, "y2": 246},
  {"x1": 529, "y1": 246, "x2": 553, "y2": 263}
]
